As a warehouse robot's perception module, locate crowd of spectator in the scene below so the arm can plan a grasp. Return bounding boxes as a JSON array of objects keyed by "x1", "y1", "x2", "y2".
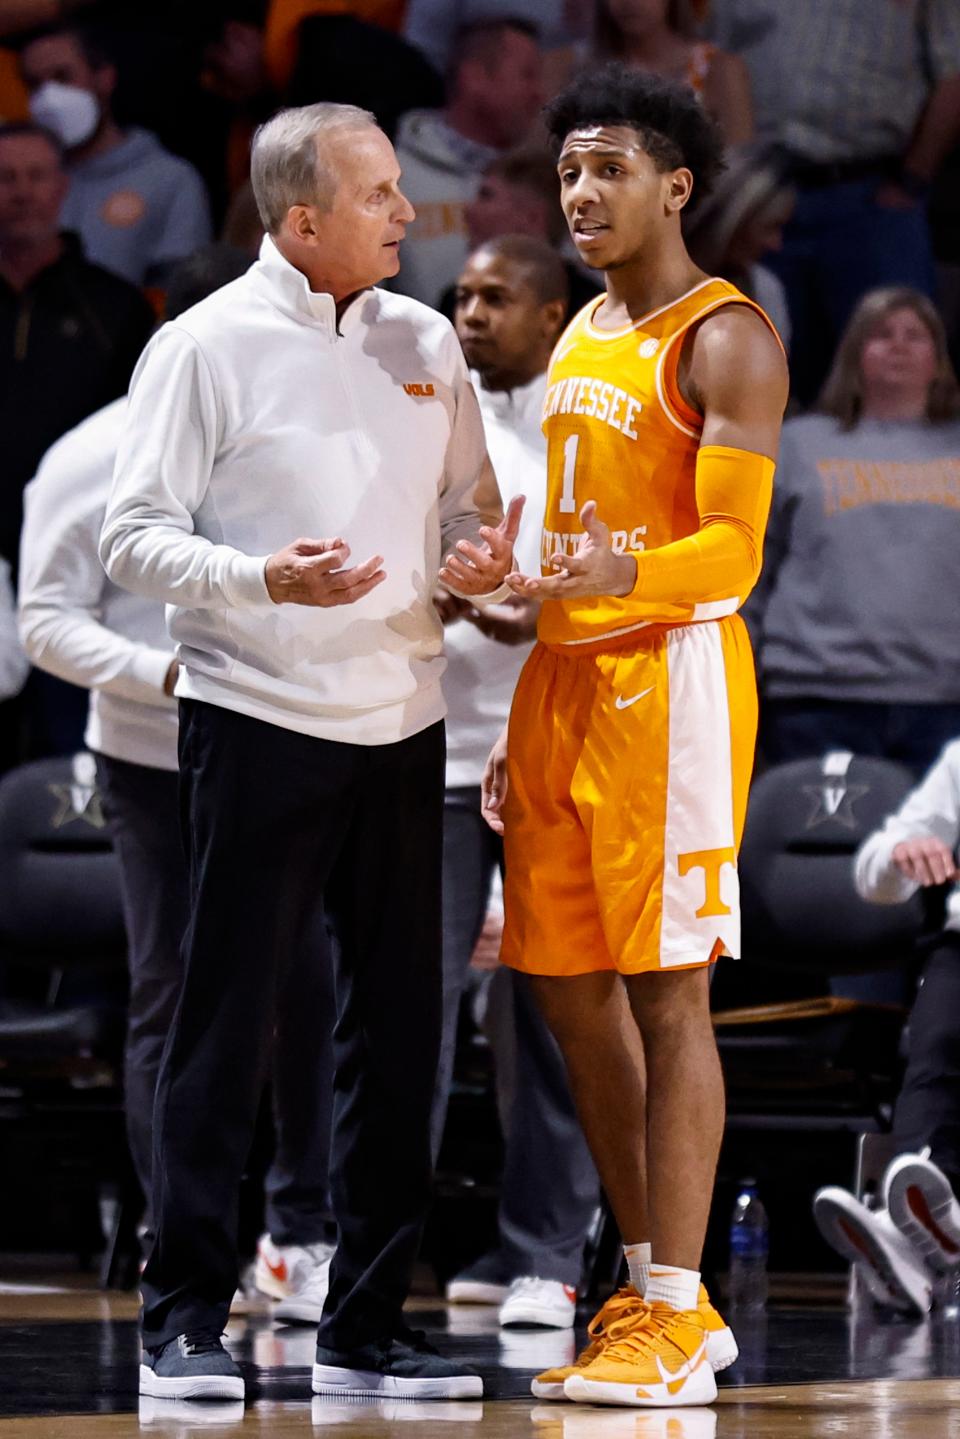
[
  {"x1": 1, "y1": 0, "x2": 956, "y2": 773},
  {"x1": 1, "y1": 0, "x2": 959, "y2": 1315}
]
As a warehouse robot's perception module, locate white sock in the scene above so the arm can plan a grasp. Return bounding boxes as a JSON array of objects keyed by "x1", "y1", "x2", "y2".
[
  {"x1": 623, "y1": 1241, "x2": 651, "y2": 1295},
  {"x1": 645, "y1": 1262, "x2": 700, "y2": 1312}
]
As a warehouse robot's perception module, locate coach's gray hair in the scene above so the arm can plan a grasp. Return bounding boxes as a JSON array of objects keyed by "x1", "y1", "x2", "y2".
[{"x1": 250, "y1": 102, "x2": 378, "y2": 234}]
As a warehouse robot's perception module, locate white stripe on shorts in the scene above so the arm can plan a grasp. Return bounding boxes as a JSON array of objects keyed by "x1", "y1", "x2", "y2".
[{"x1": 659, "y1": 621, "x2": 740, "y2": 967}]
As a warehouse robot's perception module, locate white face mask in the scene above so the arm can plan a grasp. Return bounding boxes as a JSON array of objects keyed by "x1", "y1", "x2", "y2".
[{"x1": 30, "y1": 80, "x2": 100, "y2": 149}]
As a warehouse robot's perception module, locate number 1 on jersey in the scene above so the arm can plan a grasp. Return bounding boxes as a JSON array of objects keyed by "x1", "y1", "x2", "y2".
[{"x1": 559, "y1": 433, "x2": 580, "y2": 514}]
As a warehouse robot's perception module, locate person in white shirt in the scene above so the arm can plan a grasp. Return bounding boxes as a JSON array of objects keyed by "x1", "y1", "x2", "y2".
[
  {"x1": 100, "y1": 101, "x2": 518, "y2": 1404},
  {"x1": 813, "y1": 739, "x2": 960, "y2": 1316},
  {"x1": 0, "y1": 557, "x2": 28, "y2": 707},
  {"x1": 17, "y1": 244, "x2": 340, "y2": 1327},
  {"x1": 435, "y1": 236, "x2": 599, "y2": 1331}
]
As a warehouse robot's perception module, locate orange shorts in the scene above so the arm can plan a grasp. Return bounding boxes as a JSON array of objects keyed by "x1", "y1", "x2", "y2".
[{"x1": 500, "y1": 615, "x2": 757, "y2": 976}]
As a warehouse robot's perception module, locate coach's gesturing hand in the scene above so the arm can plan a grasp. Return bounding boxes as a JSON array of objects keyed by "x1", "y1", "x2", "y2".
[
  {"x1": 438, "y1": 496, "x2": 525, "y2": 596},
  {"x1": 265, "y1": 538, "x2": 386, "y2": 606},
  {"x1": 505, "y1": 501, "x2": 636, "y2": 600}
]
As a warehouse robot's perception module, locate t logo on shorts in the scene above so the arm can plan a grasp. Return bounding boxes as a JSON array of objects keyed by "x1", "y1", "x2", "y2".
[{"x1": 678, "y1": 847, "x2": 736, "y2": 918}]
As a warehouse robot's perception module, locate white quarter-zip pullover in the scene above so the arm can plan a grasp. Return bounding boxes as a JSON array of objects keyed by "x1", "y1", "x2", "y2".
[
  {"x1": 101, "y1": 236, "x2": 504, "y2": 746},
  {"x1": 19, "y1": 398, "x2": 178, "y2": 771},
  {"x1": 855, "y1": 739, "x2": 960, "y2": 933}
]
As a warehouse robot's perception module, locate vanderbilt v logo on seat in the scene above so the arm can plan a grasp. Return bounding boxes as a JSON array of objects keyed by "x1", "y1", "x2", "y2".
[{"x1": 403, "y1": 382, "x2": 436, "y2": 397}]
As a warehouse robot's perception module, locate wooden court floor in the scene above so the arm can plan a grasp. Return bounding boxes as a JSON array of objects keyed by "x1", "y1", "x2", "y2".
[
  {"x1": 3, "y1": 1281, "x2": 960, "y2": 1438},
  {"x1": 5, "y1": 1384, "x2": 960, "y2": 1439}
]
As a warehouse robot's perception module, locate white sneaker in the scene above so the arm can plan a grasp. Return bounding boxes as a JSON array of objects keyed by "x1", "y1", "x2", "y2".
[
  {"x1": 884, "y1": 1150, "x2": 960, "y2": 1275},
  {"x1": 498, "y1": 1276, "x2": 577, "y2": 1329},
  {"x1": 445, "y1": 1274, "x2": 510, "y2": 1305},
  {"x1": 813, "y1": 1186, "x2": 933, "y2": 1315},
  {"x1": 254, "y1": 1233, "x2": 335, "y2": 1324}
]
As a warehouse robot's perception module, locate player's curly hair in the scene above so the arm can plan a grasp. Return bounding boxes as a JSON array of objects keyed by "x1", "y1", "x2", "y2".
[{"x1": 543, "y1": 63, "x2": 726, "y2": 201}]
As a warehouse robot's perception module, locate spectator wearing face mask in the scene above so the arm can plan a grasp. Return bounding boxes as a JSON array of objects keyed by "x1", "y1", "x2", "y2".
[
  {"x1": 393, "y1": 19, "x2": 544, "y2": 308},
  {"x1": 21, "y1": 23, "x2": 212, "y2": 288}
]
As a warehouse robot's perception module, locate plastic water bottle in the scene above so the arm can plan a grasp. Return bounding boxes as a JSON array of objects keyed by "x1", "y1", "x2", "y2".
[{"x1": 728, "y1": 1179, "x2": 769, "y2": 1313}]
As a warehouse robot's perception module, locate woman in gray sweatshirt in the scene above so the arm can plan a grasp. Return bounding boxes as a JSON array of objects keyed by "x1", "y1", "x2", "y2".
[{"x1": 748, "y1": 286, "x2": 960, "y2": 776}]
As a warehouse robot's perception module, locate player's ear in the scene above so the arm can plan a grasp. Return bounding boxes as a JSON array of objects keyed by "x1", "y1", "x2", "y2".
[{"x1": 664, "y1": 167, "x2": 694, "y2": 215}]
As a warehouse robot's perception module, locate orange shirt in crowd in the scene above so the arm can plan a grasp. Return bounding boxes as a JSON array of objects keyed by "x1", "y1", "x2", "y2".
[{"x1": 0, "y1": 48, "x2": 28, "y2": 122}]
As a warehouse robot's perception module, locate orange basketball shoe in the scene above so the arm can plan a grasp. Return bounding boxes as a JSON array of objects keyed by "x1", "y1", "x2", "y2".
[
  {"x1": 531, "y1": 1286, "x2": 647, "y2": 1400},
  {"x1": 564, "y1": 1301, "x2": 717, "y2": 1407},
  {"x1": 698, "y1": 1284, "x2": 738, "y2": 1371}
]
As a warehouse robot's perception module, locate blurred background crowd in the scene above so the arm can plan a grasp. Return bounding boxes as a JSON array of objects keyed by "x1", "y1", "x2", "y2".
[
  {"x1": 1, "y1": 0, "x2": 960, "y2": 771},
  {"x1": 1, "y1": 0, "x2": 960, "y2": 1317}
]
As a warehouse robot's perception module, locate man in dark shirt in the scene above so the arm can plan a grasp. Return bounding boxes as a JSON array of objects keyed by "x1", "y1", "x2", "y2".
[{"x1": 0, "y1": 121, "x2": 153, "y2": 575}]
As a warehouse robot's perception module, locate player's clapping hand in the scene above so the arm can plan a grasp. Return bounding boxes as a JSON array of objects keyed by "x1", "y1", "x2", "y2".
[
  {"x1": 265, "y1": 537, "x2": 386, "y2": 607},
  {"x1": 505, "y1": 500, "x2": 637, "y2": 600},
  {"x1": 438, "y1": 496, "x2": 525, "y2": 597},
  {"x1": 892, "y1": 836, "x2": 958, "y2": 888}
]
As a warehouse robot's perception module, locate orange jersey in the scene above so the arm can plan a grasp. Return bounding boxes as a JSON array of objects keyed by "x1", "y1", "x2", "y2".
[{"x1": 538, "y1": 277, "x2": 780, "y2": 647}]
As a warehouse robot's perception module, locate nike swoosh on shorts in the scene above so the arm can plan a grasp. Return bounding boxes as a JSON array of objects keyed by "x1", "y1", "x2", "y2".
[{"x1": 615, "y1": 687, "x2": 654, "y2": 710}]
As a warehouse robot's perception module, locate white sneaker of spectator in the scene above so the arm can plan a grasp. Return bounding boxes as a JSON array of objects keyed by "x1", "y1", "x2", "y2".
[
  {"x1": 813, "y1": 1186, "x2": 932, "y2": 1315},
  {"x1": 885, "y1": 1149, "x2": 960, "y2": 1274},
  {"x1": 498, "y1": 1276, "x2": 578, "y2": 1329},
  {"x1": 254, "y1": 1233, "x2": 336, "y2": 1324},
  {"x1": 446, "y1": 1256, "x2": 511, "y2": 1305}
]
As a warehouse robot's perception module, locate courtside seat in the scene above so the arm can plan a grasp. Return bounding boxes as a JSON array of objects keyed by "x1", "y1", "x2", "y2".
[
  {"x1": 697, "y1": 755, "x2": 928, "y2": 1283},
  {"x1": 0, "y1": 755, "x2": 130, "y2": 1277},
  {"x1": 736, "y1": 753, "x2": 926, "y2": 977},
  {"x1": 715, "y1": 753, "x2": 924, "y2": 1126},
  {"x1": 0, "y1": 753, "x2": 127, "y2": 1072},
  {"x1": 0, "y1": 1000, "x2": 117, "y2": 1065}
]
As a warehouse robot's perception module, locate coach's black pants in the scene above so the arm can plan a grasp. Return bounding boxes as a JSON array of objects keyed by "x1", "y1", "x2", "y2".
[{"x1": 140, "y1": 702, "x2": 444, "y2": 1351}]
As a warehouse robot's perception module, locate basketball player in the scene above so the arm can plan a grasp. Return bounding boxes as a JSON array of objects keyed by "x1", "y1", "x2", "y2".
[{"x1": 475, "y1": 66, "x2": 788, "y2": 1407}]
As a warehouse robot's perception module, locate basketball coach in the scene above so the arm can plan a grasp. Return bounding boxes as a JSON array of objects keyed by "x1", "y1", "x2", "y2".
[{"x1": 101, "y1": 102, "x2": 520, "y2": 1403}]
